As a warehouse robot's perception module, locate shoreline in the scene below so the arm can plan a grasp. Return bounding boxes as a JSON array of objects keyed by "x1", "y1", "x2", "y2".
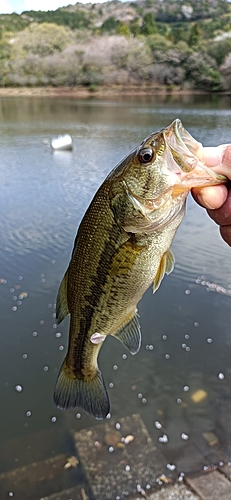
[{"x1": 0, "y1": 85, "x2": 230, "y2": 98}]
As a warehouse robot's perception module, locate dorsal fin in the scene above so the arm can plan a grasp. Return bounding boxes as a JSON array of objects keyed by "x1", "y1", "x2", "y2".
[{"x1": 56, "y1": 270, "x2": 70, "y2": 324}]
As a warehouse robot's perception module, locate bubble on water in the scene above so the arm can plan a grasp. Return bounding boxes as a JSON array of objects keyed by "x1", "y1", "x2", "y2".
[
  {"x1": 53, "y1": 324, "x2": 57, "y2": 329},
  {"x1": 181, "y1": 433, "x2": 189, "y2": 440},
  {"x1": 183, "y1": 385, "x2": 189, "y2": 392},
  {"x1": 146, "y1": 345, "x2": 150, "y2": 350},
  {"x1": 52, "y1": 313, "x2": 56, "y2": 318},
  {"x1": 109, "y1": 382, "x2": 114, "y2": 388},
  {"x1": 12, "y1": 306, "x2": 17, "y2": 311},
  {"x1": 10, "y1": 288, "x2": 14, "y2": 293},
  {"x1": 59, "y1": 345, "x2": 64, "y2": 351},
  {"x1": 177, "y1": 398, "x2": 182, "y2": 404},
  {"x1": 185, "y1": 334, "x2": 190, "y2": 340},
  {"x1": 51, "y1": 259, "x2": 56, "y2": 264},
  {"x1": 186, "y1": 346, "x2": 190, "y2": 352},
  {"x1": 125, "y1": 465, "x2": 130, "y2": 472},
  {"x1": 194, "y1": 322, "x2": 199, "y2": 327},
  {"x1": 94, "y1": 441, "x2": 99, "y2": 447},
  {"x1": 22, "y1": 354, "x2": 28, "y2": 359},
  {"x1": 122, "y1": 354, "x2": 127, "y2": 359},
  {"x1": 17, "y1": 301, "x2": 22, "y2": 306},
  {"x1": 15, "y1": 385, "x2": 23, "y2": 392},
  {"x1": 142, "y1": 398, "x2": 147, "y2": 404},
  {"x1": 218, "y1": 372, "x2": 225, "y2": 380},
  {"x1": 159, "y1": 434, "x2": 168, "y2": 443},
  {"x1": 167, "y1": 463, "x2": 176, "y2": 471},
  {"x1": 106, "y1": 413, "x2": 111, "y2": 419},
  {"x1": 32, "y1": 331, "x2": 38, "y2": 337},
  {"x1": 113, "y1": 365, "x2": 118, "y2": 370},
  {"x1": 43, "y1": 366, "x2": 49, "y2": 372},
  {"x1": 26, "y1": 411, "x2": 32, "y2": 417},
  {"x1": 162, "y1": 335, "x2": 168, "y2": 340},
  {"x1": 8, "y1": 492, "x2": 14, "y2": 497},
  {"x1": 48, "y1": 303, "x2": 52, "y2": 308},
  {"x1": 115, "y1": 423, "x2": 121, "y2": 430},
  {"x1": 185, "y1": 290, "x2": 190, "y2": 295},
  {"x1": 51, "y1": 416, "x2": 57, "y2": 423},
  {"x1": 165, "y1": 354, "x2": 170, "y2": 359},
  {"x1": 76, "y1": 413, "x2": 81, "y2": 419},
  {"x1": 108, "y1": 446, "x2": 114, "y2": 452},
  {"x1": 146, "y1": 484, "x2": 151, "y2": 490},
  {"x1": 55, "y1": 332, "x2": 62, "y2": 338},
  {"x1": 39, "y1": 320, "x2": 44, "y2": 325},
  {"x1": 207, "y1": 338, "x2": 213, "y2": 344},
  {"x1": 12, "y1": 296, "x2": 17, "y2": 301},
  {"x1": 182, "y1": 343, "x2": 186, "y2": 349},
  {"x1": 18, "y1": 276, "x2": 23, "y2": 281},
  {"x1": 155, "y1": 421, "x2": 162, "y2": 429},
  {"x1": 138, "y1": 393, "x2": 143, "y2": 399}
]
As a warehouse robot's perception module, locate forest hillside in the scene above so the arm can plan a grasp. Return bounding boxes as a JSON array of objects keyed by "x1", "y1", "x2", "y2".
[{"x1": 1, "y1": 0, "x2": 231, "y2": 91}]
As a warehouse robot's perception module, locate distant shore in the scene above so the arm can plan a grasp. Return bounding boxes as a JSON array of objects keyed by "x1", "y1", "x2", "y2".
[{"x1": 0, "y1": 85, "x2": 226, "y2": 97}]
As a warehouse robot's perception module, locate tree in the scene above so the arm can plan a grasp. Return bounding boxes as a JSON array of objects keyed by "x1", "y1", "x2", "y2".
[
  {"x1": 16, "y1": 22, "x2": 74, "y2": 56},
  {"x1": 140, "y1": 13, "x2": 157, "y2": 36},
  {"x1": 116, "y1": 22, "x2": 130, "y2": 39},
  {"x1": 188, "y1": 23, "x2": 202, "y2": 47}
]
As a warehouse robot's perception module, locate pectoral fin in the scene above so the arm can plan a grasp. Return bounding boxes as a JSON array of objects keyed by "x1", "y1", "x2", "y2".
[
  {"x1": 153, "y1": 249, "x2": 175, "y2": 293},
  {"x1": 56, "y1": 270, "x2": 70, "y2": 324},
  {"x1": 165, "y1": 249, "x2": 175, "y2": 274},
  {"x1": 112, "y1": 310, "x2": 141, "y2": 355}
]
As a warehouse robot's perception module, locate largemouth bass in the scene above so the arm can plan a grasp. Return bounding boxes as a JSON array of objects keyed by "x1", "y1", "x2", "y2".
[{"x1": 54, "y1": 119, "x2": 226, "y2": 419}]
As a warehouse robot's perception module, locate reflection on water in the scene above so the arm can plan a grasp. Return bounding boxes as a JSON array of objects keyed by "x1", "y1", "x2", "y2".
[{"x1": 1, "y1": 94, "x2": 231, "y2": 497}]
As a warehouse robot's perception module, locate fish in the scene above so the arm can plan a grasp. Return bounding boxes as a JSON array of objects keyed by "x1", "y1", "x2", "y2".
[{"x1": 54, "y1": 118, "x2": 226, "y2": 419}]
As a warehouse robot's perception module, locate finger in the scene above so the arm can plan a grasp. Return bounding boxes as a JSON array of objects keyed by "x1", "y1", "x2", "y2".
[
  {"x1": 201, "y1": 145, "x2": 231, "y2": 178},
  {"x1": 191, "y1": 184, "x2": 228, "y2": 210},
  {"x1": 220, "y1": 225, "x2": 231, "y2": 247},
  {"x1": 199, "y1": 146, "x2": 226, "y2": 167},
  {"x1": 207, "y1": 189, "x2": 231, "y2": 225}
]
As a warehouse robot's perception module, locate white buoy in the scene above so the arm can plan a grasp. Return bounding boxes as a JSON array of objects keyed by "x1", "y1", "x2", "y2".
[{"x1": 51, "y1": 134, "x2": 73, "y2": 151}]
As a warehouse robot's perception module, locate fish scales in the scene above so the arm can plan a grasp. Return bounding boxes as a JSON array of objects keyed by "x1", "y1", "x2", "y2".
[{"x1": 54, "y1": 119, "x2": 227, "y2": 419}]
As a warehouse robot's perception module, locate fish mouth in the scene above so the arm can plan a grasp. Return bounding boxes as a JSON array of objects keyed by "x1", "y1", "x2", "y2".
[{"x1": 164, "y1": 119, "x2": 227, "y2": 195}]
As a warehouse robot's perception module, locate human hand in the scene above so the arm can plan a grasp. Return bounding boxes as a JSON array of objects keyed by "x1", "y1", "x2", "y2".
[{"x1": 192, "y1": 145, "x2": 231, "y2": 246}]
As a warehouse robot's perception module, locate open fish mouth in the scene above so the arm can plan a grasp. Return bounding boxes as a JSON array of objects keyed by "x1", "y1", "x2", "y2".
[{"x1": 164, "y1": 119, "x2": 227, "y2": 193}]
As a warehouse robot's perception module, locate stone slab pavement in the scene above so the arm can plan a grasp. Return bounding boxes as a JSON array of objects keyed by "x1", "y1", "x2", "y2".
[{"x1": 73, "y1": 413, "x2": 231, "y2": 500}]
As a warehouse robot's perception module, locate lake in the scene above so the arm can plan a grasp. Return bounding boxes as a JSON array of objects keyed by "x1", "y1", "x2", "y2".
[{"x1": 1, "y1": 93, "x2": 231, "y2": 498}]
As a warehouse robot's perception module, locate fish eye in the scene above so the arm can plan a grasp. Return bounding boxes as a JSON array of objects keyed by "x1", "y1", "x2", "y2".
[{"x1": 138, "y1": 147, "x2": 154, "y2": 164}]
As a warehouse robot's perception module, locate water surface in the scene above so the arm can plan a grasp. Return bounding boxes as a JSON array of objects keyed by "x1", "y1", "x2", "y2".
[{"x1": 1, "y1": 94, "x2": 231, "y2": 496}]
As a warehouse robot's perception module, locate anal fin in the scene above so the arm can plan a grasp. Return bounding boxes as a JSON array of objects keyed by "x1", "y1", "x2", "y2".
[
  {"x1": 153, "y1": 249, "x2": 175, "y2": 293},
  {"x1": 56, "y1": 270, "x2": 70, "y2": 324},
  {"x1": 112, "y1": 310, "x2": 141, "y2": 355}
]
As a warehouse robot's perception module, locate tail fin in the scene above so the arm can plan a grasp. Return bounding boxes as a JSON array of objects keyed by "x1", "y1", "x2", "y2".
[{"x1": 53, "y1": 360, "x2": 110, "y2": 419}]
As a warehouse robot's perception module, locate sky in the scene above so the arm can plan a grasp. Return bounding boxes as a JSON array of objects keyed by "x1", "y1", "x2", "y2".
[{"x1": 0, "y1": 0, "x2": 107, "y2": 14}]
